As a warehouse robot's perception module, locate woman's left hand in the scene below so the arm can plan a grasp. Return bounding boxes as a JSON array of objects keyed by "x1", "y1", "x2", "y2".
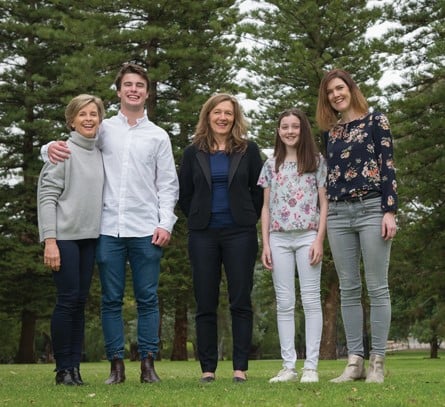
[
  {"x1": 382, "y1": 212, "x2": 397, "y2": 240},
  {"x1": 309, "y1": 240, "x2": 323, "y2": 265},
  {"x1": 44, "y1": 239, "x2": 60, "y2": 271}
]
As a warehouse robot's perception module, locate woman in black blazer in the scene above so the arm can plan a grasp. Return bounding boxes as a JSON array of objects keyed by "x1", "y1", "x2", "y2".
[{"x1": 179, "y1": 93, "x2": 263, "y2": 383}]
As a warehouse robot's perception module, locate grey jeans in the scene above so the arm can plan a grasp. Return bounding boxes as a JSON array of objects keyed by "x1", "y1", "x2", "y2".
[{"x1": 327, "y1": 197, "x2": 392, "y2": 357}]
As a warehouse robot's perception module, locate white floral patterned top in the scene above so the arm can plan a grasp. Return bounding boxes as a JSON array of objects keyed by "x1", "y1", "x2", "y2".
[{"x1": 257, "y1": 155, "x2": 327, "y2": 232}]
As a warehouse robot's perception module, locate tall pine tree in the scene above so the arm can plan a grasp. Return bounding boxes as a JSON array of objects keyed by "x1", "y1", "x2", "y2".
[
  {"x1": 238, "y1": 0, "x2": 385, "y2": 358},
  {"x1": 107, "y1": 0, "x2": 243, "y2": 360},
  {"x1": 0, "y1": 0, "x2": 93, "y2": 362},
  {"x1": 383, "y1": 0, "x2": 445, "y2": 358},
  {"x1": 0, "y1": 0, "x2": 244, "y2": 362},
  {"x1": 0, "y1": 0, "x2": 134, "y2": 363}
]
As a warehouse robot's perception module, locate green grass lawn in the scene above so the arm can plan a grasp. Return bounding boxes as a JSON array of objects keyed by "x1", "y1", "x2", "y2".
[{"x1": 0, "y1": 351, "x2": 443, "y2": 406}]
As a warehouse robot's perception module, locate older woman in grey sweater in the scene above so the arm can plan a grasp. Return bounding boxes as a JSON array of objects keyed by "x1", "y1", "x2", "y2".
[{"x1": 37, "y1": 94, "x2": 105, "y2": 386}]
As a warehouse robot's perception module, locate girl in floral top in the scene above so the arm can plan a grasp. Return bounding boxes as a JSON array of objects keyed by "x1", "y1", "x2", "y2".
[
  {"x1": 258, "y1": 108, "x2": 328, "y2": 383},
  {"x1": 316, "y1": 69, "x2": 398, "y2": 384}
]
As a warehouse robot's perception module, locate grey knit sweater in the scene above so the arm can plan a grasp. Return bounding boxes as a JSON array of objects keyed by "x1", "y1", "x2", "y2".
[{"x1": 37, "y1": 131, "x2": 104, "y2": 242}]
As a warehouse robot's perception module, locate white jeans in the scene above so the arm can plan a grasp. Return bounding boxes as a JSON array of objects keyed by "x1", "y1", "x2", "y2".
[{"x1": 269, "y1": 230, "x2": 322, "y2": 370}]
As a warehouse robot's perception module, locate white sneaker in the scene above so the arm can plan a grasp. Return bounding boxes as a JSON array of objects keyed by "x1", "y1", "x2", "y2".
[
  {"x1": 269, "y1": 368, "x2": 298, "y2": 383},
  {"x1": 300, "y1": 368, "x2": 319, "y2": 383}
]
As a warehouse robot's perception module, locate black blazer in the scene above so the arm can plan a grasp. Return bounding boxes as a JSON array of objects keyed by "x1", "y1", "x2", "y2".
[{"x1": 178, "y1": 141, "x2": 264, "y2": 230}]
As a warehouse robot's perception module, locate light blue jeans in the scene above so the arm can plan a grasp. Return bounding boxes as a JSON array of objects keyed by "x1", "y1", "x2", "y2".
[
  {"x1": 96, "y1": 235, "x2": 162, "y2": 361},
  {"x1": 327, "y1": 197, "x2": 392, "y2": 357},
  {"x1": 269, "y1": 230, "x2": 322, "y2": 370}
]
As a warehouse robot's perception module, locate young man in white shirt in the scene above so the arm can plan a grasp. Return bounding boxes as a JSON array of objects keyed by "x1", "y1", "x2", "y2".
[{"x1": 42, "y1": 63, "x2": 179, "y2": 384}]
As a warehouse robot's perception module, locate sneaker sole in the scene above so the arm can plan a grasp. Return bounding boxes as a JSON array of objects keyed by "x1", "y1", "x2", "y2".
[{"x1": 269, "y1": 376, "x2": 298, "y2": 383}]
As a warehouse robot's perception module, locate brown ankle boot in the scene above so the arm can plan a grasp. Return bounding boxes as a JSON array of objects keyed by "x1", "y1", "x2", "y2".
[
  {"x1": 140, "y1": 354, "x2": 161, "y2": 383},
  {"x1": 104, "y1": 358, "x2": 125, "y2": 384}
]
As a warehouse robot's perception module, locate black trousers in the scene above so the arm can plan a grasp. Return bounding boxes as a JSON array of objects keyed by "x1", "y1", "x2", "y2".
[
  {"x1": 51, "y1": 239, "x2": 96, "y2": 371},
  {"x1": 188, "y1": 226, "x2": 258, "y2": 373}
]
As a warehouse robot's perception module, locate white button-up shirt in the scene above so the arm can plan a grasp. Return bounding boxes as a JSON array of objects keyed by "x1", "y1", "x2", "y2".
[{"x1": 97, "y1": 111, "x2": 178, "y2": 237}]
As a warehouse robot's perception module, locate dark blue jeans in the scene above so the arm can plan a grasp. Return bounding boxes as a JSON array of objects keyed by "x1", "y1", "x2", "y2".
[
  {"x1": 188, "y1": 226, "x2": 258, "y2": 373},
  {"x1": 51, "y1": 239, "x2": 96, "y2": 371},
  {"x1": 96, "y1": 235, "x2": 162, "y2": 360}
]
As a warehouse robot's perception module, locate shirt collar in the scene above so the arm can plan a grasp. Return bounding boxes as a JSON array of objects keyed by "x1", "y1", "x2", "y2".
[{"x1": 117, "y1": 110, "x2": 148, "y2": 126}]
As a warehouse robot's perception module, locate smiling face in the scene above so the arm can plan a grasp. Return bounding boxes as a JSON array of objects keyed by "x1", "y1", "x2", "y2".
[
  {"x1": 117, "y1": 72, "x2": 149, "y2": 113},
  {"x1": 278, "y1": 114, "x2": 300, "y2": 150},
  {"x1": 326, "y1": 77, "x2": 352, "y2": 114},
  {"x1": 71, "y1": 102, "x2": 101, "y2": 138},
  {"x1": 209, "y1": 100, "x2": 235, "y2": 139}
]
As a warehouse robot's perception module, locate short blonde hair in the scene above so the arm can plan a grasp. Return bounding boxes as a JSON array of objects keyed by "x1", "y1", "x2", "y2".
[{"x1": 65, "y1": 94, "x2": 105, "y2": 130}]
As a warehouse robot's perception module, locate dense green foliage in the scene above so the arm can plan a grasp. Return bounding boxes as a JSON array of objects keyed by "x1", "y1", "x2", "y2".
[
  {"x1": 238, "y1": 0, "x2": 387, "y2": 358},
  {"x1": 237, "y1": 0, "x2": 383, "y2": 143},
  {"x1": 381, "y1": 0, "x2": 445, "y2": 357},
  {"x1": 0, "y1": 0, "x2": 443, "y2": 363},
  {"x1": 0, "y1": 0, "x2": 242, "y2": 363}
]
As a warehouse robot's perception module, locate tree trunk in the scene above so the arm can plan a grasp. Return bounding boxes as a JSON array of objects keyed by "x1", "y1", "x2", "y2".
[
  {"x1": 15, "y1": 309, "x2": 37, "y2": 363},
  {"x1": 319, "y1": 279, "x2": 339, "y2": 360},
  {"x1": 147, "y1": 77, "x2": 157, "y2": 121},
  {"x1": 430, "y1": 335, "x2": 439, "y2": 359},
  {"x1": 170, "y1": 297, "x2": 188, "y2": 361}
]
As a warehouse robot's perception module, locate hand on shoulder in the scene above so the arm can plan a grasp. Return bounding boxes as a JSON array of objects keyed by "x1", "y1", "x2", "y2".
[{"x1": 48, "y1": 140, "x2": 71, "y2": 164}]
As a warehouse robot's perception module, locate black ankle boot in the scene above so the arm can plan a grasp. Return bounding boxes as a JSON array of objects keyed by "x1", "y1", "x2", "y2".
[
  {"x1": 140, "y1": 354, "x2": 160, "y2": 383},
  {"x1": 72, "y1": 367, "x2": 84, "y2": 385},
  {"x1": 55, "y1": 369, "x2": 77, "y2": 386}
]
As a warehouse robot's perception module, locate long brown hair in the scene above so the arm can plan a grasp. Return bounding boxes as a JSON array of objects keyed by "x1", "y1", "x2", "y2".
[
  {"x1": 316, "y1": 69, "x2": 368, "y2": 131},
  {"x1": 193, "y1": 93, "x2": 248, "y2": 153},
  {"x1": 274, "y1": 108, "x2": 319, "y2": 174}
]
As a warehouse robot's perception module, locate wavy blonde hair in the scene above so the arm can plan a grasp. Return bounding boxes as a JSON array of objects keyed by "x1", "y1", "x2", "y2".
[{"x1": 193, "y1": 93, "x2": 248, "y2": 153}]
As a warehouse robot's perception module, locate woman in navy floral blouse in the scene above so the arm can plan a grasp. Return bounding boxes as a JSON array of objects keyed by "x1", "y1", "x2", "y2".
[{"x1": 316, "y1": 69, "x2": 397, "y2": 384}]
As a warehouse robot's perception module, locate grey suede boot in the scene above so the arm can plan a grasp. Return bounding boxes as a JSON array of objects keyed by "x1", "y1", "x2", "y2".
[
  {"x1": 365, "y1": 354, "x2": 385, "y2": 383},
  {"x1": 330, "y1": 354, "x2": 366, "y2": 383}
]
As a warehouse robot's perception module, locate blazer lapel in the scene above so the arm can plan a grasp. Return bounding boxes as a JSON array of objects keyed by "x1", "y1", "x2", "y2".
[
  {"x1": 196, "y1": 150, "x2": 211, "y2": 187},
  {"x1": 228, "y1": 152, "x2": 242, "y2": 186}
]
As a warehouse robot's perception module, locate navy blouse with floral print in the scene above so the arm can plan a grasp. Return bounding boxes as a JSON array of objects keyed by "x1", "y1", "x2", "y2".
[{"x1": 324, "y1": 112, "x2": 397, "y2": 213}]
